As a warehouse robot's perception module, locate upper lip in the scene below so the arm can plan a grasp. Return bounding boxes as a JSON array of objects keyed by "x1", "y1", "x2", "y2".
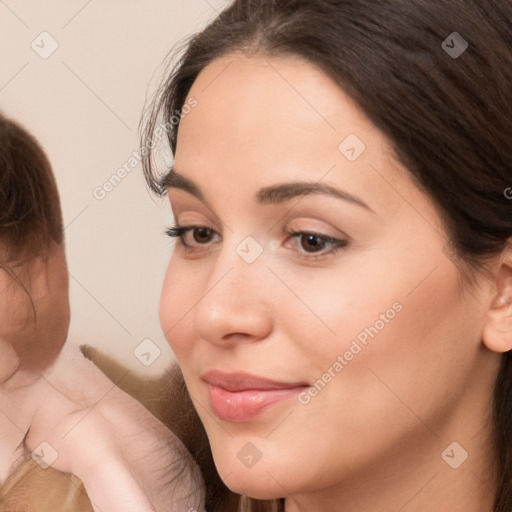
[{"x1": 202, "y1": 370, "x2": 309, "y2": 392}]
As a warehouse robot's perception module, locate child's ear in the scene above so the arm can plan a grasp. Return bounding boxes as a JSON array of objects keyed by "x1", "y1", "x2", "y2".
[{"x1": 483, "y1": 239, "x2": 512, "y2": 353}]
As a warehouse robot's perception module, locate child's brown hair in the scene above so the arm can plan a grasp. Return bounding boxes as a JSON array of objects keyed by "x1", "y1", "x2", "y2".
[{"x1": 0, "y1": 112, "x2": 64, "y2": 264}]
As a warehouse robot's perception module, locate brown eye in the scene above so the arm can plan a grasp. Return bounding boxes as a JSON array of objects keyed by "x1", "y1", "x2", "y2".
[
  {"x1": 193, "y1": 227, "x2": 215, "y2": 244},
  {"x1": 286, "y1": 231, "x2": 348, "y2": 258},
  {"x1": 299, "y1": 234, "x2": 328, "y2": 252}
]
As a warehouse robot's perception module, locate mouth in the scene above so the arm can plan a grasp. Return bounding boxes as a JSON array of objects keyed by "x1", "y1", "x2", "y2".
[{"x1": 202, "y1": 370, "x2": 309, "y2": 423}]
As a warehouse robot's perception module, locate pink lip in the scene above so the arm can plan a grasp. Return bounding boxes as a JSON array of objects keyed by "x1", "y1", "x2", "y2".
[{"x1": 203, "y1": 371, "x2": 308, "y2": 423}]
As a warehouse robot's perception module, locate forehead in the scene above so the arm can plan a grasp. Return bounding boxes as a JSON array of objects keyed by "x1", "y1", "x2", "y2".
[
  {"x1": 173, "y1": 54, "x2": 420, "y2": 218},
  {"x1": 180, "y1": 53, "x2": 376, "y2": 156}
]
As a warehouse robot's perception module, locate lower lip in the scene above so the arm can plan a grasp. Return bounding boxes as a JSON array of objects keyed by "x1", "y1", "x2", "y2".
[{"x1": 207, "y1": 384, "x2": 305, "y2": 422}]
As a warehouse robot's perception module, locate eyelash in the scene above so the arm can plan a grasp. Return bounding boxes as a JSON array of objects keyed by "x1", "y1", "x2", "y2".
[{"x1": 166, "y1": 225, "x2": 348, "y2": 259}]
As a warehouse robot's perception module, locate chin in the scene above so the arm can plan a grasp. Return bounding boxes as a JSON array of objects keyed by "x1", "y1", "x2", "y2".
[
  {"x1": 209, "y1": 440, "x2": 293, "y2": 500},
  {"x1": 219, "y1": 469, "x2": 286, "y2": 500}
]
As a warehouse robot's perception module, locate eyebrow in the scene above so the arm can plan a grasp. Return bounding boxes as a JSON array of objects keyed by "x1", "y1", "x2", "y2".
[
  {"x1": 163, "y1": 169, "x2": 204, "y2": 199},
  {"x1": 164, "y1": 169, "x2": 374, "y2": 213}
]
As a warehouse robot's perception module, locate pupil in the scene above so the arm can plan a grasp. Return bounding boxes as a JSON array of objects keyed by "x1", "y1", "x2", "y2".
[
  {"x1": 194, "y1": 228, "x2": 211, "y2": 243},
  {"x1": 302, "y1": 234, "x2": 324, "y2": 252}
]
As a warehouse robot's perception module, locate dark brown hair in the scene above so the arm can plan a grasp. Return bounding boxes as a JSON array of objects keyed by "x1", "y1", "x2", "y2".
[
  {"x1": 0, "y1": 112, "x2": 64, "y2": 264},
  {"x1": 141, "y1": 1, "x2": 512, "y2": 510}
]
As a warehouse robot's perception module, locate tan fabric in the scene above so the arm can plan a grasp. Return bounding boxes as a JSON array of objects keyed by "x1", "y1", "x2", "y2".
[{"x1": 0, "y1": 453, "x2": 93, "y2": 512}]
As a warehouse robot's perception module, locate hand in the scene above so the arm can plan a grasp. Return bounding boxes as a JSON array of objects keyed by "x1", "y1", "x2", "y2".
[{"x1": 25, "y1": 344, "x2": 205, "y2": 512}]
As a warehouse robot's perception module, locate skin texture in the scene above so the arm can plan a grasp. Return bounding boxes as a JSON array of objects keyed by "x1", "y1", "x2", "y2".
[
  {"x1": 160, "y1": 54, "x2": 511, "y2": 512},
  {"x1": 0, "y1": 247, "x2": 70, "y2": 383},
  {"x1": 0, "y1": 246, "x2": 70, "y2": 480},
  {"x1": 0, "y1": 247, "x2": 205, "y2": 511}
]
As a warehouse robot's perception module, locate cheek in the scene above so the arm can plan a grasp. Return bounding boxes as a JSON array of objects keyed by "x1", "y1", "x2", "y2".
[
  {"x1": 273, "y1": 240, "x2": 481, "y2": 418},
  {"x1": 279, "y1": 241, "x2": 461, "y2": 358},
  {"x1": 159, "y1": 257, "x2": 200, "y2": 358},
  {"x1": 264, "y1": 254, "x2": 408, "y2": 368},
  {"x1": 0, "y1": 266, "x2": 70, "y2": 370},
  {"x1": 0, "y1": 282, "x2": 34, "y2": 338},
  {"x1": 289, "y1": 250, "x2": 481, "y2": 434}
]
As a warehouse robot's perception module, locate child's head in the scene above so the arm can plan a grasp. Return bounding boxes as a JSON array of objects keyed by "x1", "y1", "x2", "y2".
[{"x1": 0, "y1": 113, "x2": 69, "y2": 379}]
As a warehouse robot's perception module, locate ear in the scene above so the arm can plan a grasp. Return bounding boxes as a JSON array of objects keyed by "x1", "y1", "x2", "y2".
[{"x1": 482, "y1": 238, "x2": 512, "y2": 353}]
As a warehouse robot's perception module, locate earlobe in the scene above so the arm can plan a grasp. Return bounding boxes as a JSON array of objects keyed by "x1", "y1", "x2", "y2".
[{"x1": 482, "y1": 240, "x2": 512, "y2": 353}]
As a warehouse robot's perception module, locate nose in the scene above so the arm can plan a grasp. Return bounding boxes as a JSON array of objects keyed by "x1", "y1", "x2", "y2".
[{"x1": 192, "y1": 249, "x2": 274, "y2": 348}]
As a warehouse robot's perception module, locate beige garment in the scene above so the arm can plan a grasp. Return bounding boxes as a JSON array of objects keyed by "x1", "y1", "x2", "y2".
[{"x1": 0, "y1": 453, "x2": 93, "y2": 512}]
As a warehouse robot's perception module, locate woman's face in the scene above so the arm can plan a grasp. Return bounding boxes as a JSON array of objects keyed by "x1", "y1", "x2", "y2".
[{"x1": 160, "y1": 55, "x2": 499, "y2": 502}]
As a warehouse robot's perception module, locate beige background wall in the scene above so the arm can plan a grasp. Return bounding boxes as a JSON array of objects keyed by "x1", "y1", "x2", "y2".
[{"x1": 0, "y1": 1, "x2": 229, "y2": 375}]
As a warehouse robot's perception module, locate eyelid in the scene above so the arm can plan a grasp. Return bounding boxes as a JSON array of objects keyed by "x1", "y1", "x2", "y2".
[
  {"x1": 284, "y1": 218, "x2": 349, "y2": 242},
  {"x1": 169, "y1": 199, "x2": 224, "y2": 230},
  {"x1": 288, "y1": 230, "x2": 346, "y2": 244}
]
